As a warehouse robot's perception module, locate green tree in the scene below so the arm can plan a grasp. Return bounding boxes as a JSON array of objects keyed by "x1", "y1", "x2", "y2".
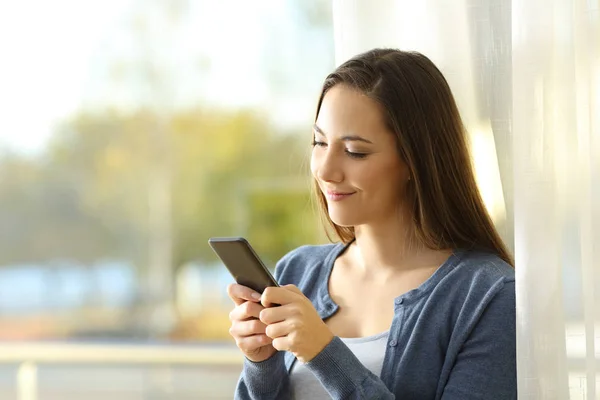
[{"x1": 28, "y1": 107, "x2": 323, "y2": 268}]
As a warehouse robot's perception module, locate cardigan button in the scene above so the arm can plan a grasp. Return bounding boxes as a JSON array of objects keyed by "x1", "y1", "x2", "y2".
[{"x1": 389, "y1": 339, "x2": 398, "y2": 347}]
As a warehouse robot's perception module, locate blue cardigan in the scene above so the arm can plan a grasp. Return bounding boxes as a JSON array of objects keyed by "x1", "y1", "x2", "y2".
[{"x1": 235, "y1": 242, "x2": 517, "y2": 399}]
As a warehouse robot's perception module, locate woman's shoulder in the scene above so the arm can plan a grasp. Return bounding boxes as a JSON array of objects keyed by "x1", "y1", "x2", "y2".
[
  {"x1": 453, "y1": 250, "x2": 515, "y2": 285},
  {"x1": 438, "y1": 249, "x2": 515, "y2": 310},
  {"x1": 421, "y1": 250, "x2": 516, "y2": 341}
]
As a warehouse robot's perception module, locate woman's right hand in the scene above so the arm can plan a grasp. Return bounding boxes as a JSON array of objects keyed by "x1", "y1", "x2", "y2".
[{"x1": 227, "y1": 283, "x2": 277, "y2": 363}]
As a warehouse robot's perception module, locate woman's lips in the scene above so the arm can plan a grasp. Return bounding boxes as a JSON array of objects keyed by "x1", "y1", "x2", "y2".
[{"x1": 325, "y1": 190, "x2": 355, "y2": 201}]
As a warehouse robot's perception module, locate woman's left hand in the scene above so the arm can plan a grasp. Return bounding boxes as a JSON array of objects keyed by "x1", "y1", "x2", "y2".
[{"x1": 259, "y1": 284, "x2": 334, "y2": 363}]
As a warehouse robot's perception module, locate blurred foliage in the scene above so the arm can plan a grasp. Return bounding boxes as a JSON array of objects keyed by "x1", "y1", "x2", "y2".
[
  {"x1": 0, "y1": 107, "x2": 323, "y2": 268},
  {"x1": 247, "y1": 190, "x2": 317, "y2": 266},
  {"x1": 0, "y1": 0, "x2": 334, "y2": 341}
]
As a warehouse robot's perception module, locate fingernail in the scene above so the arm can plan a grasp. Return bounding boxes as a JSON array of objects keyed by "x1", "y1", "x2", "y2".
[{"x1": 251, "y1": 292, "x2": 261, "y2": 300}]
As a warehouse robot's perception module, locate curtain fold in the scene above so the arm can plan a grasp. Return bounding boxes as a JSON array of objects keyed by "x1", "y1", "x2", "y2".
[{"x1": 332, "y1": 0, "x2": 599, "y2": 398}]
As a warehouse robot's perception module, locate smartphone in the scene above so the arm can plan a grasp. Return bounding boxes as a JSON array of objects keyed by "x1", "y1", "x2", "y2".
[{"x1": 208, "y1": 237, "x2": 279, "y2": 294}]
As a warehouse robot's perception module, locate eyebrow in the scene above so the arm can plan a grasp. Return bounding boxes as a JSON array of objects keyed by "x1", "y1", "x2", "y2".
[{"x1": 312, "y1": 124, "x2": 374, "y2": 144}]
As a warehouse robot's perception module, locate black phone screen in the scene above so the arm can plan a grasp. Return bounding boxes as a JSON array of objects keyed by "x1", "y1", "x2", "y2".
[{"x1": 208, "y1": 237, "x2": 279, "y2": 294}]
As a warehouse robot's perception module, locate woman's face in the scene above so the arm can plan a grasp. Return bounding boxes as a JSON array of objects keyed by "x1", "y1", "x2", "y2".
[{"x1": 311, "y1": 84, "x2": 410, "y2": 228}]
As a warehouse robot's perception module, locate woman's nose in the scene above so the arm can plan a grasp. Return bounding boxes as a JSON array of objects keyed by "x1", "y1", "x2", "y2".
[{"x1": 313, "y1": 150, "x2": 344, "y2": 183}]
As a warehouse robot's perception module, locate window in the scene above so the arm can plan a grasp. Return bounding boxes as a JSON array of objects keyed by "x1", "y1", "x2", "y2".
[{"x1": 0, "y1": 1, "x2": 334, "y2": 397}]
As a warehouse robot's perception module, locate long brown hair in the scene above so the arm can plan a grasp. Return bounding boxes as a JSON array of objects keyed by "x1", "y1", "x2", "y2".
[{"x1": 313, "y1": 48, "x2": 514, "y2": 267}]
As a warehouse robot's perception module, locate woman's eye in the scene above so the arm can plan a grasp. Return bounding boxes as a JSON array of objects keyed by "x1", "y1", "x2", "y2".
[
  {"x1": 311, "y1": 140, "x2": 368, "y2": 159},
  {"x1": 346, "y1": 150, "x2": 368, "y2": 159}
]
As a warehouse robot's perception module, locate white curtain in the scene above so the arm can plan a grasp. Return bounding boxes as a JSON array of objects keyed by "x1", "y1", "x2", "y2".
[{"x1": 331, "y1": 0, "x2": 600, "y2": 398}]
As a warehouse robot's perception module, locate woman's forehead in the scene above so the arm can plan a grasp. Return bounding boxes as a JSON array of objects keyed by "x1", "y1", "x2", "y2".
[{"x1": 317, "y1": 85, "x2": 391, "y2": 142}]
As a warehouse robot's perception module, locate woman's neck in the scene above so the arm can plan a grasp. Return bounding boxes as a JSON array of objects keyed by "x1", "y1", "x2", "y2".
[{"x1": 350, "y1": 220, "x2": 450, "y2": 278}]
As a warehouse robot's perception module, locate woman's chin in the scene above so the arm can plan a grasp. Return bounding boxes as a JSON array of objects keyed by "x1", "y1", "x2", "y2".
[{"x1": 328, "y1": 213, "x2": 359, "y2": 228}]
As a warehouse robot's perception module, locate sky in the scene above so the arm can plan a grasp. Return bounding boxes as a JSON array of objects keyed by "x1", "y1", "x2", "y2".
[
  {"x1": 0, "y1": 0, "x2": 133, "y2": 154},
  {"x1": 0, "y1": 0, "x2": 332, "y2": 155}
]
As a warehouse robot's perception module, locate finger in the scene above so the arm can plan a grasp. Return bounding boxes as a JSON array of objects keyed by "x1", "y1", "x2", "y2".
[
  {"x1": 229, "y1": 301, "x2": 264, "y2": 322},
  {"x1": 265, "y1": 320, "x2": 293, "y2": 339},
  {"x1": 261, "y1": 286, "x2": 302, "y2": 308},
  {"x1": 229, "y1": 319, "x2": 267, "y2": 338},
  {"x1": 282, "y1": 284, "x2": 303, "y2": 296},
  {"x1": 236, "y1": 334, "x2": 272, "y2": 353},
  {"x1": 227, "y1": 283, "x2": 262, "y2": 306},
  {"x1": 259, "y1": 303, "x2": 300, "y2": 325},
  {"x1": 271, "y1": 336, "x2": 291, "y2": 352}
]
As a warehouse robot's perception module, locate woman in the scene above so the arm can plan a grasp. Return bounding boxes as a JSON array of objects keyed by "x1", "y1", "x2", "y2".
[{"x1": 227, "y1": 48, "x2": 516, "y2": 399}]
